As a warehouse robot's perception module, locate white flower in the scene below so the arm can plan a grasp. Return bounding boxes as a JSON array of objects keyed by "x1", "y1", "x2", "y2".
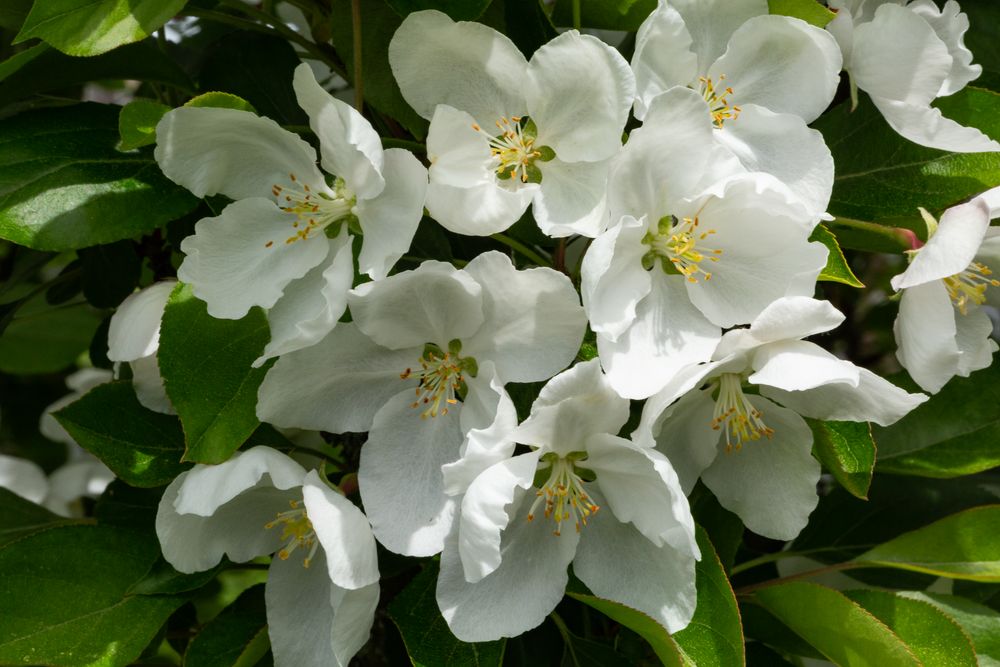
[
  {"x1": 634, "y1": 297, "x2": 927, "y2": 540},
  {"x1": 631, "y1": 0, "x2": 841, "y2": 216},
  {"x1": 107, "y1": 281, "x2": 176, "y2": 414},
  {"x1": 891, "y1": 196, "x2": 1000, "y2": 393},
  {"x1": 256, "y1": 251, "x2": 586, "y2": 557},
  {"x1": 0, "y1": 447, "x2": 113, "y2": 518},
  {"x1": 389, "y1": 10, "x2": 635, "y2": 237},
  {"x1": 156, "y1": 447, "x2": 380, "y2": 667},
  {"x1": 828, "y1": 0, "x2": 1000, "y2": 152},
  {"x1": 155, "y1": 63, "x2": 427, "y2": 365},
  {"x1": 436, "y1": 360, "x2": 699, "y2": 642}
]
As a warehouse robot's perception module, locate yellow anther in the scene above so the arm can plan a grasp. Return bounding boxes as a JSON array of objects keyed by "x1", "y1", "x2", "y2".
[
  {"x1": 264, "y1": 500, "x2": 319, "y2": 568},
  {"x1": 646, "y1": 215, "x2": 722, "y2": 282},
  {"x1": 264, "y1": 173, "x2": 355, "y2": 248},
  {"x1": 699, "y1": 75, "x2": 741, "y2": 128},
  {"x1": 710, "y1": 374, "x2": 774, "y2": 452},
  {"x1": 526, "y1": 457, "x2": 599, "y2": 535},
  {"x1": 944, "y1": 262, "x2": 999, "y2": 315},
  {"x1": 472, "y1": 116, "x2": 542, "y2": 183},
  {"x1": 403, "y1": 349, "x2": 467, "y2": 418}
]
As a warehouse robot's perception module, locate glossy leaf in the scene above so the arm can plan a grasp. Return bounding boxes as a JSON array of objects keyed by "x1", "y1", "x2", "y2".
[
  {"x1": 0, "y1": 488, "x2": 73, "y2": 549},
  {"x1": 184, "y1": 91, "x2": 256, "y2": 113},
  {"x1": 14, "y1": 0, "x2": 188, "y2": 56},
  {"x1": 767, "y1": 0, "x2": 835, "y2": 28},
  {"x1": 0, "y1": 294, "x2": 101, "y2": 374},
  {"x1": 810, "y1": 224, "x2": 865, "y2": 288},
  {"x1": 184, "y1": 584, "x2": 270, "y2": 667},
  {"x1": 753, "y1": 582, "x2": 920, "y2": 666},
  {"x1": 902, "y1": 591, "x2": 1000, "y2": 666},
  {"x1": 0, "y1": 104, "x2": 198, "y2": 251},
  {"x1": 568, "y1": 592, "x2": 686, "y2": 667},
  {"x1": 808, "y1": 419, "x2": 876, "y2": 499},
  {"x1": 159, "y1": 283, "x2": 272, "y2": 464},
  {"x1": 54, "y1": 381, "x2": 190, "y2": 488},
  {"x1": 117, "y1": 98, "x2": 169, "y2": 151}
]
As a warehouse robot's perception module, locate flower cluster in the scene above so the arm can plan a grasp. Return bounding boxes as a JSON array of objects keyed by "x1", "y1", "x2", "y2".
[{"x1": 16, "y1": 2, "x2": 994, "y2": 663}]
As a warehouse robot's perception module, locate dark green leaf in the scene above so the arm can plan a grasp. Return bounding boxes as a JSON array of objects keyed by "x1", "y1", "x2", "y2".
[
  {"x1": 875, "y1": 364, "x2": 1000, "y2": 478},
  {"x1": 767, "y1": 0, "x2": 835, "y2": 28},
  {"x1": 740, "y1": 603, "x2": 825, "y2": 660},
  {"x1": 753, "y1": 582, "x2": 920, "y2": 666},
  {"x1": 557, "y1": 625, "x2": 628, "y2": 667},
  {"x1": 54, "y1": 381, "x2": 190, "y2": 487},
  {"x1": 79, "y1": 240, "x2": 141, "y2": 308},
  {"x1": 118, "y1": 98, "x2": 170, "y2": 151},
  {"x1": 0, "y1": 0, "x2": 30, "y2": 30},
  {"x1": 93, "y1": 480, "x2": 162, "y2": 533},
  {"x1": 185, "y1": 584, "x2": 270, "y2": 667},
  {"x1": 0, "y1": 524, "x2": 186, "y2": 666},
  {"x1": 674, "y1": 526, "x2": 744, "y2": 666},
  {"x1": 810, "y1": 224, "x2": 865, "y2": 288},
  {"x1": 844, "y1": 589, "x2": 977, "y2": 667},
  {"x1": 0, "y1": 42, "x2": 48, "y2": 81},
  {"x1": 0, "y1": 294, "x2": 100, "y2": 374},
  {"x1": 690, "y1": 487, "x2": 743, "y2": 572},
  {"x1": 129, "y1": 559, "x2": 223, "y2": 596},
  {"x1": 386, "y1": 0, "x2": 493, "y2": 20},
  {"x1": 857, "y1": 505, "x2": 1000, "y2": 581},
  {"x1": 745, "y1": 642, "x2": 797, "y2": 666},
  {"x1": 550, "y1": 0, "x2": 655, "y2": 31},
  {"x1": 159, "y1": 283, "x2": 272, "y2": 464},
  {"x1": 902, "y1": 591, "x2": 1000, "y2": 665},
  {"x1": 184, "y1": 91, "x2": 257, "y2": 113},
  {"x1": 388, "y1": 562, "x2": 506, "y2": 666},
  {"x1": 498, "y1": 0, "x2": 559, "y2": 58},
  {"x1": 808, "y1": 419, "x2": 875, "y2": 499},
  {"x1": 0, "y1": 103, "x2": 198, "y2": 251},
  {"x1": 0, "y1": 488, "x2": 74, "y2": 549},
  {"x1": 567, "y1": 592, "x2": 686, "y2": 667},
  {"x1": 14, "y1": 0, "x2": 188, "y2": 56}
]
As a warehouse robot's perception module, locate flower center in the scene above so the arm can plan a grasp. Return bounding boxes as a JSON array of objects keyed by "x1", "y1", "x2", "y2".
[
  {"x1": 698, "y1": 75, "x2": 741, "y2": 129},
  {"x1": 400, "y1": 340, "x2": 477, "y2": 419},
  {"x1": 472, "y1": 116, "x2": 550, "y2": 183},
  {"x1": 642, "y1": 215, "x2": 722, "y2": 282},
  {"x1": 265, "y1": 500, "x2": 319, "y2": 568},
  {"x1": 267, "y1": 173, "x2": 356, "y2": 248},
  {"x1": 527, "y1": 453, "x2": 599, "y2": 536},
  {"x1": 943, "y1": 262, "x2": 999, "y2": 315},
  {"x1": 710, "y1": 373, "x2": 774, "y2": 452}
]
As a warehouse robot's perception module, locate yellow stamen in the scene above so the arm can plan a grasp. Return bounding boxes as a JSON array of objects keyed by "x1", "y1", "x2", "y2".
[
  {"x1": 264, "y1": 174, "x2": 355, "y2": 248},
  {"x1": 944, "y1": 262, "x2": 1000, "y2": 315},
  {"x1": 264, "y1": 499, "x2": 319, "y2": 568},
  {"x1": 401, "y1": 350, "x2": 466, "y2": 419},
  {"x1": 710, "y1": 373, "x2": 774, "y2": 452},
  {"x1": 699, "y1": 75, "x2": 741, "y2": 128},
  {"x1": 527, "y1": 457, "x2": 599, "y2": 536},
  {"x1": 472, "y1": 116, "x2": 542, "y2": 183},
  {"x1": 645, "y1": 215, "x2": 722, "y2": 282}
]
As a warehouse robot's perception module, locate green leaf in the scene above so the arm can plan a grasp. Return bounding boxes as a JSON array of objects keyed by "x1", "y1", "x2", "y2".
[
  {"x1": 93, "y1": 480, "x2": 162, "y2": 533},
  {"x1": 808, "y1": 419, "x2": 875, "y2": 499},
  {"x1": 674, "y1": 526, "x2": 744, "y2": 666},
  {"x1": 752, "y1": 582, "x2": 920, "y2": 666},
  {"x1": 386, "y1": 0, "x2": 493, "y2": 20},
  {"x1": 767, "y1": 0, "x2": 835, "y2": 28},
  {"x1": 117, "y1": 98, "x2": 169, "y2": 151},
  {"x1": 567, "y1": 592, "x2": 687, "y2": 667},
  {"x1": 844, "y1": 590, "x2": 977, "y2": 667},
  {"x1": 0, "y1": 488, "x2": 74, "y2": 549},
  {"x1": 185, "y1": 585, "x2": 270, "y2": 667},
  {"x1": 0, "y1": 104, "x2": 199, "y2": 251},
  {"x1": 810, "y1": 224, "x2": 865, "y2": 288},
  {"x1": 184, "y1": 91, "x2": 257, "y2": 113},
  {"x1": 0, "y1": 294, "x2": 100, "y2": 374},
  {"x1": 557, "y1": 628, "x2": 628, "y2": 667},
  {"x1": 0, "y1": 0, "x2": 31, "y2": 30},
  {"x1": 78, "y1": 240, "x2": 141, "y2": 309},
  {"x1": 549, "y1": 0, "x2": 655, "y2": 31},
  {"x1": 14, "y1": 0, "x2": 188, "y2": 57},
  {"x1": 902, "y1": 591, "x2": 1000, "y2": 666},
  {"x1": 128, "y1": 559, "x2": 223, "y2": 596},
  {"x1": 159, "y1": 283, "x2": 272, "y2": 464},
  {"x1": 53, "y1": 381, "x2": 190, "y2": 487},
  {"x1": 857, "y1": 505, "x2": 1000, "y2": 581},
  {"x1": 388, "y1": 562, "x2": 506, "y2": 666},
  {"x1": 0, "y1": 42, "x2": 48, "y2": 81},
  {"x1": 0, "y1": 524, "x2": 186, "y2": 667},
  {"x1": 875, "y1": 365, "x2": 1000, "y2": 478}
]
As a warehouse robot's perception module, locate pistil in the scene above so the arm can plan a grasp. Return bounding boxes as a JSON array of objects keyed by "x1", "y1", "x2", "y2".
[
  {"x1": 265, "y1": 500, "x2": 319, "y2": 568},
  {"x1": 527, "y1": 455, "x2": 599, "y2": 536}
]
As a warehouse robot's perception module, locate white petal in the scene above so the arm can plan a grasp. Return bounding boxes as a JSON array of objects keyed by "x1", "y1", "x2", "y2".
[
  {"x1": 302, "y1": 470, "x2": 379, "y2": 590},
  {"x1": 45, "y1": 460, "x2": 114, "y2": 516},
  {"x1": 892, "y1": 198, "x2": 992, "y2": 290},
  {"x1": 254, "y1": 232, "x2": 354, "y2": 367},
  {"x1": 701, "y1": 396, "x2": 819, "y2": 541},
  {"x1": 670, "y1": 0, "x2": 768, "y2": 76},
  {"x1": 761, "y1": 367, "x2": 928, "y2": 426},
  {"x1": 581, "y1": 215, "x2": 652, "y2": 341},
  {"x1": 514, "y1": 359, "x2": 629, "y2": 456},
  {"x1": 256, "y1": 324, "x2": 417, "y2": 433},
  {"x1": 533, "y1": 157, "x2": 610, "y2": 238},
  {"x1": 954, "y1": 305, "x2": 997, "y2": 377},
  {"x1": 749, "y1": 339, "x2": 860, "y2": 392},
  {"x1": 908, "y1": 0, "x2": 981, "y2": 96},
  {"x1": 715, "y1": 105, "x2": 834, "y2": 217},
  {"x1": 635, "y1": 386, "x2": 720, "y2": 494},
  {"x1": 349, "y1": 261, "x2": 484, "y2": 350},
  {"x1": 710, "y1": 15, "x2": 842, "y2": 124},
  {"x1": 741, "y1": 296, "x2": 845, "y2": 347},
  {"x1": 355, "y1": 148, "x2": 428, "y2": 280},
  {"x1": 871, "y1": 96, "x2": 1000, "y2": 153},
  {"x1": 526, "y1": 31, "x2": 634, "y2": 163},
  {"x1": 586, "y1": 435, "x2": 698, "y2": 555},
  {"x1": 388, "y1": 10, "x2": 527, "y2": 126},
  {"x1": 852, "y1": 4, "x2": 951, "y2": 106},
  {"x1": 131, "y1": 354, "x2": 175, "y2": 415},
  {"x1": 427, "y1": 180, "x2": 534, "y2": 236},
  {"x1": 894, "y1": 281, "x2": 961, "y2": 393},
  {"x1": 631, "y1": 1, "x2": 698, "y2": 120},
  {"x1": 155, "y1": 106, "x2": 324, "y2": 201},
  {"x1": 575, "y1": 496, "x2": 698, "y2": 634},
  {"x1": 358, "y1": 390, "x2": 463, "y2": 556},
  {"x1": 599, "y1": 276, "x2": 721, "y2": 399},
  {"x1": 0, "y1": 455, "x2": 48, "y2": 505},
  {"x1": 458, "y1": 452, "x2": 541, "y2": 582},
  {"x1": 293, "y1": 63, "x2": 385, "y2": 200},
  {"x1": 436, "y1": 506, "x2": 579, "y2": 642},
  {"x1": 177, "y1": 199, "x2": 331, "y2": 319},
  {"x1": 107, "y1": 281, "x2": 175, "y2": 362},
  {"x1": 266, "y1": 552, "x2": 379, "y2": 667},
  {"x1": 173, "y1": 447, "x2": 307, "y2": 516},
  {"x1": 461, "y1": 252, "x2": 586, "y2": 383}
]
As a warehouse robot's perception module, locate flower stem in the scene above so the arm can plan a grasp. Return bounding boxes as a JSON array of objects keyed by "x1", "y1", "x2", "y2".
[
  {"x1": 734, "y1": 561, "x2": 864, "y2": 595},
  {"x1": 826, "y1": 216, "x2": 922, "y2": 253},
  {"x1": 351, "y1": 0, "x2": 364, "y2": 113},
  {"x1": 572, "y1": 0, "x2": 582, "y2": 31},
  {"x1": 491, "y1": 233, "x2": 552, "y2": 267}
]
